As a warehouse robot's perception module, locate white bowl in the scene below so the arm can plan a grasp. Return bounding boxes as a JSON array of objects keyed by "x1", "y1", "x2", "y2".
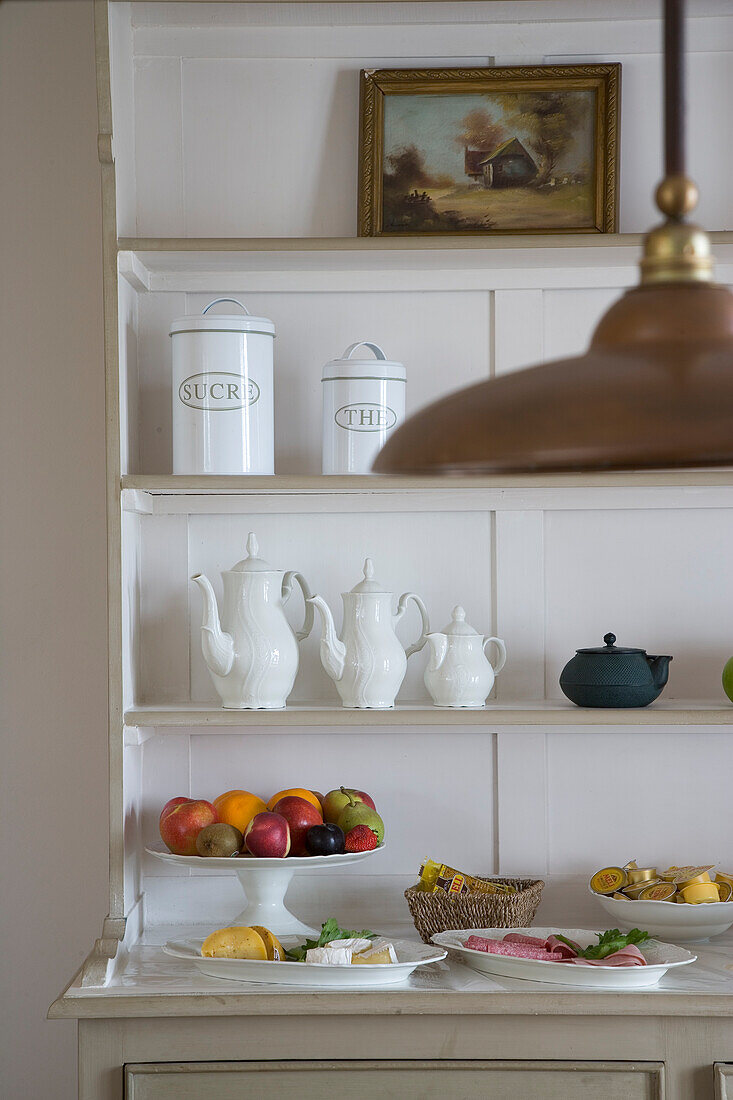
[{"x1": 591, "y1": 887, "x2": 733, "y2": 942}]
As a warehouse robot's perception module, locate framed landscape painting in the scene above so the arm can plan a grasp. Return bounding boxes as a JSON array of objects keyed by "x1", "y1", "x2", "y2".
[{"x1": 358, "y1": 65, "x2": 620, "y2": 236}]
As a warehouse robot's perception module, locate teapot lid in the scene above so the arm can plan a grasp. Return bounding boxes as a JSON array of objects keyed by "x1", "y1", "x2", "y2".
[
  {"x1": 577, "y1": 632, "x2": 647, "y2": 655},
  {"x1": 442, "y1": 606, "x2": 481, "y2": 637},
  {"x1": 231, "y1": 533, "x2": 275, "y2": 573},
  {"x1": 349, "y1": 558, "x2": 387, "y2": 594}
]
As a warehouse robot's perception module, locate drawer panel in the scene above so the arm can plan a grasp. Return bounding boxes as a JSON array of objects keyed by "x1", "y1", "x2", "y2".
[{"x1": 126, "y1": 1059, "x2": 664, "y2": 1100}]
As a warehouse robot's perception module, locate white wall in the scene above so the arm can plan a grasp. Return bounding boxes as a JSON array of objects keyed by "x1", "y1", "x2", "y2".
[{"x1": 0, "y1": 2, "x2": 108, "y2": 1096}]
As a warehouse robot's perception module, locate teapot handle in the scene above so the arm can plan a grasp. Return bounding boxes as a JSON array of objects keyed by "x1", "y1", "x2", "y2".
[
  {"x1": 395, "y1": 593, "x2": 430, "y2": 659},
  {"x1": 483, "y1": 636, "x2": 507, "y2": 675},
  {"x1": 282, "y1": 571, "x2": 315, "y2": 643}
]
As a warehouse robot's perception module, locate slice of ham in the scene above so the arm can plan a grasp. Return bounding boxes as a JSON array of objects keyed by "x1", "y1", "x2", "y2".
[
  {"x1": 544, "y1": 934, "x2": 579, "y2": 959},
  {"x1": 568, "y1": 944, "x2": 647, "y2": 967}
]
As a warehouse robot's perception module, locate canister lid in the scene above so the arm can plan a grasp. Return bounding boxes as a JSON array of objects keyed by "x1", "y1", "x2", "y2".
[
  {"x1": 322, "y1": 341, "x2": 406, "y2": 382},
  {"x1": 170, "y1": 298, "x2": 275, "y2": 338}
]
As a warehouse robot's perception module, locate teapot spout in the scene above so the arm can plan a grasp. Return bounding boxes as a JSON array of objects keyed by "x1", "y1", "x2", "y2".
[
  {"x1": 648, "y1": 654, "x2": 672, "y2": 688},
  {"x1": 307, "y1": 594, "x2": 346, "y2": 682},
  {"x1": 191, "y1": 574, "x2": 235, "y2": 679}
]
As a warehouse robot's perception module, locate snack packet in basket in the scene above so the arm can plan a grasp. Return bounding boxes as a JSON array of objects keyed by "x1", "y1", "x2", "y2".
[{"x1": 418, "y1": 859, "x2": 517, "y2": 897}]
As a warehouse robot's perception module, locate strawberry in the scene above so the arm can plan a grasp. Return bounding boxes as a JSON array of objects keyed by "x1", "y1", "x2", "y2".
[{"x1": 344, "y1": 824, "x2": 379, "y2": 853}]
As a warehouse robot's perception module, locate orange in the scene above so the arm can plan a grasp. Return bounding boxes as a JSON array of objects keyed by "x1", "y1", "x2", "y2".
[
  {"x1": 266, "y1": 788, "x2": 322, "y2": 813},
  {"x1": 213, "y1": 790, "x2": 267, "y2": 833}
]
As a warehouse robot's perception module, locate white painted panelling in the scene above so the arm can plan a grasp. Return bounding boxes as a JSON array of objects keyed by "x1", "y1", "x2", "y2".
[
  {"x1": 121, "y1": 510, "x2": 141, "y2": 710},
  {"x1": 141, "y1": 733, "x2": 191, "y2": 877},
  {"x1": 139, "y1": 514, "x2": 190, "y2": 703},
  {"x1": 187, "y1": 509, "x2": 492, "y2": 704},
  {"x1": 108, "y1": 1, "x2": 137, "y2": 238},
  {"x1": 494, "y1": 511, "x2": 544, "y2": 701},
  {"x1": 544, "y1": 509, "x2": 733, "y2": 702},
  {"x1": 496, "y1": 731, "x2": 547, "y2": 876},
  {"x1": 133, "y1": 57, "x2": 184, "y2": 238},
  {"x1": 187, "y1": 729, "x2": 495, "y2": 876},
  {"x1": 118, "y1": 273, "x2": 139, "y2": 474},
  {"x1": 494, "y1": 289, "x2": 543, "y2": 376},
  {"x1": 546, "y1": 730, "x2": 733, "y2": 874},
  {"x1": 542, "y1": 287, "x2": 623, "y2": 362},
  {"x1": 123, "y1": 742, "x2": 143, "y2": 913},
  {"x1": 137, "y1": 290, "x2": 185, "y2": 473}
]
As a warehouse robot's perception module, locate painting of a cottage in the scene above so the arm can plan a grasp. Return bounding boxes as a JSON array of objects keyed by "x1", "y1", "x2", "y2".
[{"x1": 359, "y1": 66, "x2": 620, "y2": 235}]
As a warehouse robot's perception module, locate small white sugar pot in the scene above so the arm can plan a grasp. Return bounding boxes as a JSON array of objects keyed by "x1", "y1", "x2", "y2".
[
  {"x1": 424, "y1": 607, "x2": 507, "y2": 708},
  {"x1": 170, "y1": 297, "x2": 275, "y2": 475},
  {"x1": 321, "y1": 341, "x2": 406, "y2": 474}
]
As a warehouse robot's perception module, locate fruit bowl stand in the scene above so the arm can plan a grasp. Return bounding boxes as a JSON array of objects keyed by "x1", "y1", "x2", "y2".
[{"x1": 146, "y1": 846, "x2": 385, "y2": 936}]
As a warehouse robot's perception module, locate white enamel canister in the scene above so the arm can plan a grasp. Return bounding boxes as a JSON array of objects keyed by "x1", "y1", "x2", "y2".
[
  {"x1": 321, "y1": 342, "x2": 406, "y2": 474},
  {"x1": 170, "y1": 298, "x2": 275, "y2": 474}
]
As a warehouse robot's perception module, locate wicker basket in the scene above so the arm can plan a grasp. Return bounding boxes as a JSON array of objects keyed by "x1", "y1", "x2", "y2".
[{"x1": 405, "y1": 877, "x2": 545, "y2": 944}]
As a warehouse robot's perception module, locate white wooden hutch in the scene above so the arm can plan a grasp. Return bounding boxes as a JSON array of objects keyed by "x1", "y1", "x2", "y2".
[{"x1": 50, "y1": 2, "x2": 733, "y2": 1097}]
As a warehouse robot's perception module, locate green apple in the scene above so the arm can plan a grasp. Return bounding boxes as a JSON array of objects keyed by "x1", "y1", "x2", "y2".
[{"x1": 723, "y1": 657, "x2": 733, "y2": 703}]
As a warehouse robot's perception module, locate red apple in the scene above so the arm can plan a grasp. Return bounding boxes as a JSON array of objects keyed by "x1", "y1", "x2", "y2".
[
  {"x1": 160, "y1": 796, "x2": 192, "y2": 822},
  {"x1": 244, "y1": 811, "x2": 291, "y2": 858},
  {"x1": 273, "y1": 795, "x2": 323, "y2": 856},
  {"x1": 159, "y1": 798, "x2": 218, "y2": 855},
  {"x1": 349, "y1": 788, "x2": 376, "y2": 811}
]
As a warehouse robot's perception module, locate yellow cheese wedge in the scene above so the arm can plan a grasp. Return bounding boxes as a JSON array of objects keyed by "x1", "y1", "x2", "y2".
[
  {"x1": 250, "y1": 926, "x2": 285, "y2": 961},
  {"x1": 352, "y1": 941, "x2": 398, "y2": 965},
  {"x1": 201, "y1": 926, "x2": 268, "y2": 960}
]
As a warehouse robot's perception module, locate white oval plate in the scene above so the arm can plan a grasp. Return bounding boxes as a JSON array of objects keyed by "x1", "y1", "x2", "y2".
[
  {"x1": 592, "y1": 888, "x2": 733, "y2": 942},
  {"x1": 146, "y1": 845, "x2": 384, "y2": 870},
  {"x1": 163, "y1": 937, "x2": 446, "y2": 988},
  {"x1": 431, "y1": 927, "x2": 696, "y2": 989}
]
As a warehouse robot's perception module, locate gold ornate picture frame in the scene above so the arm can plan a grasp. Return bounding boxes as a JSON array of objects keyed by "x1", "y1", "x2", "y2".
[{"x1": 358, "y1": 65, "x2": 620, "y2": 237}]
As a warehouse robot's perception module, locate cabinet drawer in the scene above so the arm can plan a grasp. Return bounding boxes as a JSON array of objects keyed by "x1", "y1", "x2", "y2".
[{"x1": 126, "y1": 1059, "x2": 664, "y2": 1100}]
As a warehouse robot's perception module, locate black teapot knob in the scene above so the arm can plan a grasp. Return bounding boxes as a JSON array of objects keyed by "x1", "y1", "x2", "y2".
[{"x1": 604, "y1": 633, "x2": 616, "y2": 647}]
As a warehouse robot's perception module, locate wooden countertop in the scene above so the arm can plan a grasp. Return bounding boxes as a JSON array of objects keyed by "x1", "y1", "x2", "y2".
[{"x1": 49, "y1": 922, "x2": 733, "y2": 1021}]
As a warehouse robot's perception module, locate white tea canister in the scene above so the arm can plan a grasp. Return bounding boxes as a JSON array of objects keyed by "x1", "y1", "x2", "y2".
[
  {"x1": 321, "y1": 342, "x2": 406, "y2": 474},
  {"x1": 170, "y1": 298, "x2": 275, "y2": 475}
]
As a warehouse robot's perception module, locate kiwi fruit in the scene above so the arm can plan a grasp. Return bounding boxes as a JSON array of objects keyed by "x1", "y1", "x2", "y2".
[{"x1": 196, "y1": 822, "x2": 243, "y2": 857}]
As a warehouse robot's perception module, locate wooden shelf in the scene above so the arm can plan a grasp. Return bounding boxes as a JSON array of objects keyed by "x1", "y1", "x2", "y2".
[
  {"x1": 118, "y1": 232, "x2": 733, "y2": 253},
  {"x1": 121, "y1": 472, "x2": 733, "y2": 516},
  {"x1": 124, "y1": 701, "x2": 733, "y2": 729},
  {"x1": 122, "y1": 472, "x2": 733, "y2": 493}
]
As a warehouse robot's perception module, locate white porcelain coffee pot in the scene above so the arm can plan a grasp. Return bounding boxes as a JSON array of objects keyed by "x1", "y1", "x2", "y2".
[
  {"x1": 307, "y1": 559, "x2": 429, "y2": 709},
  {"x1": 191, "y1": 533, "x2": 314, "y2": 709},
  {"x1": 424, "y1": 606, "x2": 507, "y2": 708}
]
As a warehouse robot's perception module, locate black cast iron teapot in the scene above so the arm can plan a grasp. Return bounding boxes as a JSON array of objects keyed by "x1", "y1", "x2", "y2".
[{"x1": 559, "y1": 633, "x2": 672, "y2": 709}]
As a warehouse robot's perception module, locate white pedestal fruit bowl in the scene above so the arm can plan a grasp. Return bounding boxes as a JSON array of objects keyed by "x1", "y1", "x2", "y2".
[{"x1": 147, "y1": 845, "x2": 385, "y2": 936}]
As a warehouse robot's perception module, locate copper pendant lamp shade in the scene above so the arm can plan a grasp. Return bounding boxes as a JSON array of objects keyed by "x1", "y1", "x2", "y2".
[{"x1": 374, "y1": 0, "x2": 733, "y2": 475}]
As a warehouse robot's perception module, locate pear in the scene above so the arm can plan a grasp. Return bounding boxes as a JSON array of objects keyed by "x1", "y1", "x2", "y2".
[{"x1": 337, "y1": 791, "x2": 384, "y2": 844}]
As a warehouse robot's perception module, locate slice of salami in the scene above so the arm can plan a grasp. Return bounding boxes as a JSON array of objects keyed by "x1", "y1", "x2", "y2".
[
  {"x1": 465, "y1": 936, "x2": 554, "y2": 960},
  {"x1": 503, "y1": 933, "x2": 547, "y2": 948}
]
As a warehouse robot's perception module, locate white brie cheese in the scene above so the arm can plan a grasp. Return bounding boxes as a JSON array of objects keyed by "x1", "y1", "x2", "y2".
[
  {"x1": 305, "y1": 946, "x2": 353, "y2": 965},
  {"x1": 328, "y1": 937, "x2": 373, "y2": 953}
]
